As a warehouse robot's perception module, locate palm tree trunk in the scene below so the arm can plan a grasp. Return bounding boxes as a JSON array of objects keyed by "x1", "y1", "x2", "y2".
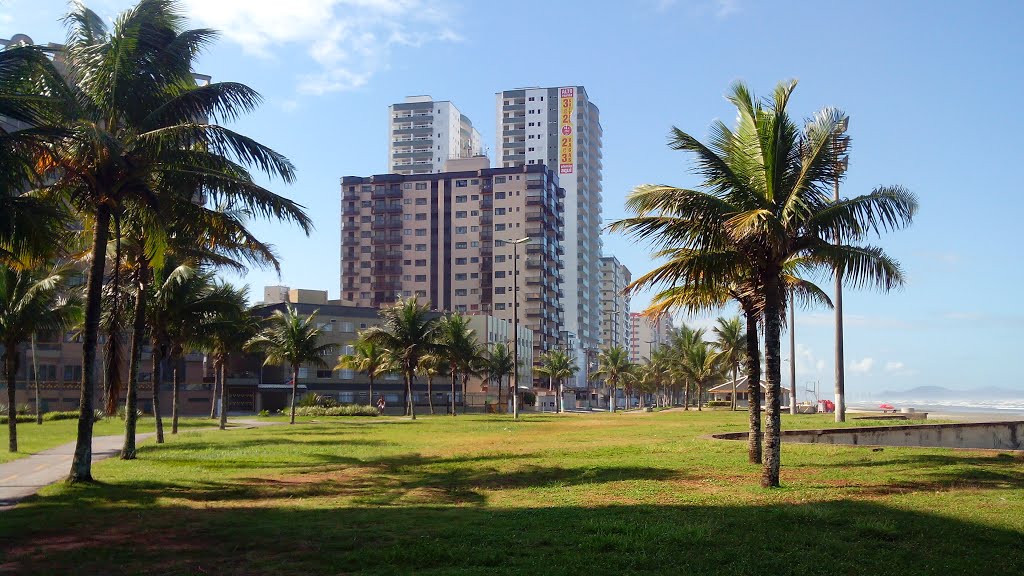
[
  {"x1": 219, "y1": 359, "x2": 228, "y2": 430},
  {"x1": 558, "y1": 378, "x2": 564, "y2": 414},
  {"x1": 428, "y1": 374, "x2": 434, "y2": 415},
  {"x1": 69, "y1": 202, "x2": 111, "y2": 483},
  {"x1": 368, "y1": 374, "x2": 374, "y2": 407},
  {"x1": 171, "y1": 362, "x2": 180, "y2": 434},
  {"x1": 152, "y1": 344, "x2": 166, "y2": 444},
  {"x1": 610, "y1": 381, "x2": 617, "y2": 413},
  {"x1": 289, "y1": 366, "x2": 298, "y2": 425},
  {"x1": 761, "y1": 279, "x2": 784, "y2": 488},
  {"x1": 209, "y1": 361, "x2": 218, "y2": 419},
  {"x1": 461, "y1": 373, "x2": 469, "y2": 415},
  {"x1": 121, "y1": 274, "x2": 148, "y2": 460},
  {"x1": 6, "y1": 350, "x2": 18, "y2": 452},
  {"x1": 743, "y1": 310, "x2": 762, "y2": 464},
  {"x1": 731, "y1": 363, "x2": 738, "y2": 411},
  {"x1": 103, "y1": 212, "x2": 122, "y2": 416},
  {"x1": 407, "y1": 371, "x2": 416, "y2": 420},
  {"x1": 32, "y1": 334, "x2": 41, "y2": 425},
  {"x1": 450, "y1": 367, "x2": 457, "y2": 416}
]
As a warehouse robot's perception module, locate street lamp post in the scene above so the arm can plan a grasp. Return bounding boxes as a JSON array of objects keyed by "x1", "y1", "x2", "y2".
[
  {"x1": 504, "y1": 237, "x2": 530, "y2": 420},
  {"x1": 832, "y1": 118, "x2": 851, "y2": 422},
  {"x1": 789, "y1": 290, "x2": 797, "y2": 415}
]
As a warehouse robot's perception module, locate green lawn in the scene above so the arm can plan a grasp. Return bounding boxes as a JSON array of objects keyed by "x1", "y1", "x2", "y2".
[
  {"x1": 0, "y1": 416, "x2": 227, "y2": 463},
  {"x1": 1, "y1": 411, "x2": 1021, "y2": 575}
]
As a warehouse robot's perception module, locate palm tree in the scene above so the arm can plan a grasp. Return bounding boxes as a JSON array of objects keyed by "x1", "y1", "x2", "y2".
[
  {"x1": 30, "y1": 0, "x2": 310, "y2": 483},
  {"x1": 202, "y1": 286, "x2": 260, "y2": 432},
  {"x1": 336, "y1": 336, "x2": 394, "y2": 407},
  {"x1": 246, "y1": 304, "x2": 333, "y2": 425},
  {"x1": 677, "y1": 339, "x2": 722, "y2": 411},
  {"x1": 609, "y1": 80, "x2": 916, "y2": 487},
  {"x1": 416, "y1": 353, "x2": 443, "y2": 415},
  {"x1": 480, "y1": 342, "x2": 514, "y2": 412},
  {"x1": 535, "y1": 349, "x2": 579, "y2": 413},
  {"x1": 713, "y1": 316, "x2": 745, "y2": 411},
  {"x1": 361, "y1": 297, "x2": 441, "y2": 421},
  {"x1": 0, "y1": 266, "x2": 81, "y2": 451},
  {"x1": 436, "y1": 313, "x2": 477, "y2": 416},
  {"x1": 591, "y1": 346, "x2": 634, "y2": 413}
]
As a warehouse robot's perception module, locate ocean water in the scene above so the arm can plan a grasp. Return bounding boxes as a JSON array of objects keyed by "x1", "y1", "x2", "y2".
[{"x1": 848, "y1": 398, "x2": 1024, "y2": 417}]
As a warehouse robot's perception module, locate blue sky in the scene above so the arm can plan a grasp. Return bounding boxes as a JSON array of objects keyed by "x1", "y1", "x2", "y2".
[{"x1": 4, "y1": 0, "x2": 1023, "y2": 396}]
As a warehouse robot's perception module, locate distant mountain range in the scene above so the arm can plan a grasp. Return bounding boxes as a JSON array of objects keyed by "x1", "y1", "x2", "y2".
[{"x1": 880, "y1": 385, "x2": 1023, "y2": 400}]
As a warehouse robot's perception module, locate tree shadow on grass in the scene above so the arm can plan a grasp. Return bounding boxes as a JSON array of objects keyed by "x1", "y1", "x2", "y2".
[
  {"x1": 1, "y1": 499, "x2": 1021, "y2": 575},
  {"x1": 802, "y1": 451, "x2": 1024, "y2": 494}
]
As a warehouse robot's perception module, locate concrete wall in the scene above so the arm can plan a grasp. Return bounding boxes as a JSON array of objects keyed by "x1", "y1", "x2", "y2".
[{"x1": 712, "y1": 421, "x2": 1024, "y2": 451}]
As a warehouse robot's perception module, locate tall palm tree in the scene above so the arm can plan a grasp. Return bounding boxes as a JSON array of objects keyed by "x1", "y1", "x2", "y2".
[
  {"x1": 200, "y1": 285, "x2": 260, "y2": 432},
  {"x1": 677, "y1": 339, "x2": 722, "y2": 411},
  {"x1": 361, "y1": 297, "x2": 441, "y2": 421},
  {"x1": 30, "y1": 0, "x2": 310, "y2": 483},
  {"x1": 416, "y1": 353, "x2": 443, "y2": 415},
  {"x1": 336, "y1": 336, "x2": 394, "y2": 406},
  {"x1": 609, "y1": 80, "x2": 916, "y2": 487},
  {"x1": 0, "y1": 266, "x2": 81, "y2": 451},
  {"x1": 713, "y1": 316, "x2": 745, "y2": 411},
  {"x1": 436, "y1": 313, "x2": 477, "y2": 416},
  {"x1": 246, "y1": 304, "x2": 333, "y2": 425},
  {"x1": 480, "y1": 342, "x2": 514, "y2": 412},
  {"x1": 591, "y1": 346, "x2": 634, "y2": 413},
  {"x1": 535, "y1": 349, "x2": 579, "y2": 413}
]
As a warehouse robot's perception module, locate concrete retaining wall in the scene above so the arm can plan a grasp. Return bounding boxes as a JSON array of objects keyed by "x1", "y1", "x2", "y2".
[{"x1": 711, "y1": 421, "x2": 1024, "y2": 451}]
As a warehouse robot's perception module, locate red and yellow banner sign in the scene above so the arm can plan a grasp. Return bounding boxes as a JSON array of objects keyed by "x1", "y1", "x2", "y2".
[{"x1": 559, "y1": 87, "x2": 575, "y2": 174}]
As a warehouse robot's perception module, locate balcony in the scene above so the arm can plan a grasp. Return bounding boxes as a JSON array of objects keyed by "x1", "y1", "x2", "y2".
[
  {"x1": 343, "y1": 207, "x2": 360, "y2": 216},
  {"x1": 480, "y1": 214, "x2": 493, "y2": 225},
  {"x1": 371, "y1": 235, "x2": 402, "y2": 245},
  {"x1": 343, "y1": 193, "x2": 360, "y2": 202},
  {"x1": 375, "y1": 265, "x2": 402, "y2": 275},
  {"x1": 375, "y1": 281, "x2": 403, "y2": 291},
  {"x1": 373, "y1": 204, "x2": 403, "y2": 214}
]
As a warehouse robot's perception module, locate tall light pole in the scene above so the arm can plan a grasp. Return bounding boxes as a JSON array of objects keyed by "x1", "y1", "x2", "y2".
[
  {"x1": 504, "y1": 237, "x2": 530, "y2": 420},
  {"x1": 832, "y1": 117, "x2": 851, "y2": 422},
  {"x1": 789, "y1": 290, "x2": 797, "y2": 415}
]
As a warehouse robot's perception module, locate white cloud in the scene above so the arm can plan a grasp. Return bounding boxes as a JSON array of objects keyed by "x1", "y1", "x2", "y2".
[
  {"x1": 714, "y1": 0, "x2": 740, "y2": 17},
  {"x1": 849, "y1": 357, "x2": 874, "y2": 373},
  {"x1": 884, "y1": 361, "x2": 904, "y2": 372},
  {"x1": 182, "y1": 0, "x2": 460, "y2": 95}
]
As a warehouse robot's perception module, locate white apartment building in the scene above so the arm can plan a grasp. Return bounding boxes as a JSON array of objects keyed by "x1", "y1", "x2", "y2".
[
  {"x1": 494, "y1": 86, "x2": 603, "y2": 358},
  {"x1": 388, "y1": 96, "x2": 483, "y2": 175},
  {"x1": 599, "y1": 256, "x2": 631, "y2": 352},
  {"x1": 629, "y1": 312, "x2": 674, "y2": 364}
]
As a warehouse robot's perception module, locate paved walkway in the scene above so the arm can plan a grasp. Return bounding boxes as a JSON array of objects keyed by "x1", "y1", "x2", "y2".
[{"x1": 0, "y1": 419, "x2": 275, "y2": 510}]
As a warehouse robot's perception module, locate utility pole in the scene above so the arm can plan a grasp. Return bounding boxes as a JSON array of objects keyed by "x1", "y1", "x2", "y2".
[
  {"x1": 505, "y1": 237, "x2": 530, "y2": 420},
  {"x1": 789, "y1": 290, "x2": 797, "y2": 415},
  {"x1": 833, "y1": 117, "x2": 851, "y2": 422}
]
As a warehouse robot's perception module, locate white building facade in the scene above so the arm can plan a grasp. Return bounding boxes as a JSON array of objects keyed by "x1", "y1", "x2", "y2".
[
  {"x1": 629, "y1": 312, "x2": 674, "y2": 364},
  {"x1": 388, "y1": 96, "x2": 483, "y2": 175},
  {"x1": 599, "y1": 256, "x2": 631, "y2": 353},
  {"x1": 494, "y1": 86, "x2": 603, "y2": 355}
]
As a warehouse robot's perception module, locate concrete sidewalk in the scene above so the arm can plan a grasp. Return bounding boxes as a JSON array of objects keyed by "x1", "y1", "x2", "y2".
[{"x1": 0, "y1": 419, "x2": 277, "y2": 510}]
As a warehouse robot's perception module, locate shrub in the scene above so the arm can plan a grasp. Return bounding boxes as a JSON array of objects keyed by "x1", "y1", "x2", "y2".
[
  {"x1": 292, "y1": 405, "x2": 379, "y2": 417},
  {"x1": 521, "y1": 391, "x2": 536, "y2": 406},
  {"x1": 258, "y1": 409, "x2": 270, "y2": 417},
  {"x1": 41, "y1": 411, "x2": 82, "y2": 421},
  {"x1": 0, "y1": 414, "x2": 36, "y2": 424},
  {"x1": 706, "y1": 400, "x2": 732, "y2": 407},
  {"x1": 298, "y1": 393, "x2": 339, "y2": 408},
  {"x1": 116, "y1": 406, "x2": 144, "y2": 420}
]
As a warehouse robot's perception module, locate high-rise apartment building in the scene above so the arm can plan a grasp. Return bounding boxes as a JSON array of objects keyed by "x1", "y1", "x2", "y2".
[
  {"x1": 339, "y1": 159, "x2": 565, "y2": 373},
  {"x1": 388, "y1": 96, "x2": 483, "y2": 175},
  {"x1": 629, "y1": 312, "x2": 674, "y2": 364},
  {"x1": 599, "y1": 256, "x2": 631, "y2": 352},
  {"x1": 495, "y1": 86, "x2": 603, "y2": 352}
]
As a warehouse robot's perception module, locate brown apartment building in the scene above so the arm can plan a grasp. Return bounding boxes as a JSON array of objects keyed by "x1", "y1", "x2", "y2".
[{"x1": 340, "y1": 159, "x2": 566, "y2": 375}]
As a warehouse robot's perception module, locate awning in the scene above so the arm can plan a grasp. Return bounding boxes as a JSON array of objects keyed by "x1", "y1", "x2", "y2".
[{"x1": 258, "y1": 384, "x2": 308, "y2": 390}]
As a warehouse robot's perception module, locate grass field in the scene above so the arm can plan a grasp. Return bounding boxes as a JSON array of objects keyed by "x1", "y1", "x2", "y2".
[
  {"x1": 0, "y1": 417, "x2": 230, "y2": 464},
  {"x1": 1, "y1": 410, "x2": 1022, "y2": 575}
]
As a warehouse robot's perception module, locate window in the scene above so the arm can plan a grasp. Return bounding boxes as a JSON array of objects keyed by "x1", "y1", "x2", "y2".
[
  {"x1": 495, "y1": 208, "x2": 506, "y2": 215},
  {"x1": 415, "y1": 229, "x2": 427, "y2": 236},
  {"x1": 361, "y1": 200, "x2": 372, "y2": 207},
  {"x1": 456, "y1": 179, "x2": 468, "y2": 187},
  {"x1": 470, "y1": 241, "x2": 479, "y2": 247},
  {"x1": 470, "y1": 273, "x2": 479, "y2": 279},
  {"x1": 340, "y1": 322, "x2": 355, "y2": 332},
  {"x1": 415, "y1": 259, "x2": 427, "y2": 266},
  {"x1": 402, "y1": 183, "x2": 412, "y2": 189},
  {"x1": 471, "y1": 180, "x2": 479, "y2": 185},
  {"x1": 63, "y1": 365, "x2": 82, "y2": 382},
  {"x1": 360, "y1": 215, "x2": 371, "y2": 223},
  {"x1": 495, "y1": 224, "x2": 506, "y2": 231},
  {"x1": 361, "y1": 246, "x2": 371, "y2": 253},
  {"x1": 415, "y1": 213, "x2": 427, "y2": 221},
  {"x1": 470, "y1": 257, "x2": 479, "y2": 263},
  {"x1": 470, "y1": 288, "x2": 479, "y2": 295},
  {"x1": 495, "y1": 271, "x2": 506, "y2": 278},
  {"x1": 415, "y1": 275, "x2": 427, "y2": 282},
  {"x1": 471, "y1": 210, "x2": 479, "y2": 216},
  {"x1": 455, "y1": 289, "x2": 467, "y2": 296},
  {"x1": 495, "y1": 287, "x2": 506, "y2": 294},
  {"x1": 496, "y1": 192, "x2": 506, "y2": 199},
  {"x1": 455, "y1": 195, "x2": 468, "y2": 203},
  {"x1": 415, "y1": 244, "x2": 427, "y2": 251},
  {"x1": 455, "y1": 211, "x2": 467, "y2": 218},
  {"x1": 316, "y1": 369, "x2": 333, "y2": 379},
  {"x1": 415, "y1": 196, "x2": 428, "y2": 204},
  {"x1": 455, "y1": 242, "x2": 467, "y2": 249},
  {"x1": 455, "y1": 226, "x2": 467, "y2": 234},
  {"x1": 415, "y1": 182, "x2": 428, "y2": 190},
  {"x1": 404, "y1": 229, "x2": 412, "y2": 236},
  {"x1": 31, "y1": 364, "x2": 57, "y2": 380},
  {"x1": 495, "y1": 176, "x2": 506, "y2": 183},
  {"x1": 415, "y1": 290, "x2": 427, "y2": 297},
  {"x1": 455, "y1": 273, "x2": 467, "y2": 281},
  {"x1": 456, "y1": 305, "x2": 467, "y2": 312},
  {"x1": 340, "y1": 369, "x2": 355, "y2": 380},
  {"x1": 455, "y1": 258, "x2": 467, "y2": 265},
  {"x1": 495, "y1": 303, "x2": 506, "y2": 310},
  {"x1": 403, "y1": 198, "x2": 412, "y2": 204},
  {"x1": 496, "y1": 255, "x2": 506, "y2": 262},
  {"x1": 470, "y1": 226, "x2": 479, "y2": 232},
  {"x1": 403, "y1": 214, "x2": 412, "y2": 220}
]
